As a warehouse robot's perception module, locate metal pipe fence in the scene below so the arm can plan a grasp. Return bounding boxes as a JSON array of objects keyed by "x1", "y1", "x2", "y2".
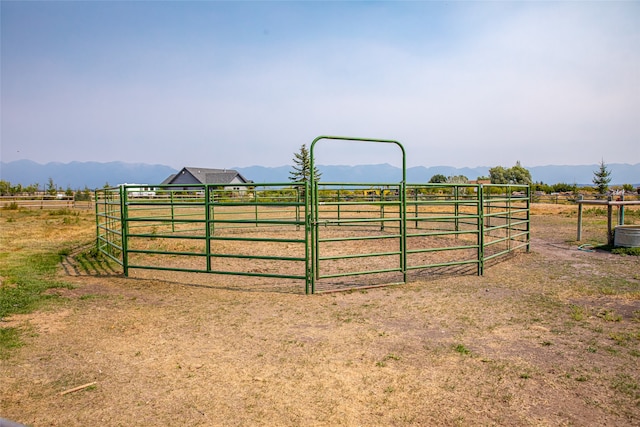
[
  {"x1": 96, "y1": 181, "x2": 529, "y2": 294},
  {"x1": 95, "y1": 135, "x2": 529, "y2": 294}
]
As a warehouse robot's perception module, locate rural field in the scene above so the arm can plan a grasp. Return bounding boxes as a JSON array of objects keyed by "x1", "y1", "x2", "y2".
[{"x1": 1, "y1": 204, "x2": 639, "y2": 426}]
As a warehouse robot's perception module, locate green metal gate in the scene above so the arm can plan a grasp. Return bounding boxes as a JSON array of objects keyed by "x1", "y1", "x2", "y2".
[
  {"x1": 309, "y1": 136, "x2": 407, "y2": 293},
  {"x1": 95, "y1": 135, "x2": 530, "y2": 294}
]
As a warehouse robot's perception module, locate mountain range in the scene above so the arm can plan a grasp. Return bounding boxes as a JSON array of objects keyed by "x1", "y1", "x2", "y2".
[{"x1": 1, "y1": 160, "x2": 638, "y2": 189}]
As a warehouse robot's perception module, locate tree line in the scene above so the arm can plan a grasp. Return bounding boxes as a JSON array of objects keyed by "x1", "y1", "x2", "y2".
[
  {"x1": 0, "y1": 178, "x2": 93, "y2": 200},
  {"x1": 289, "y1": 146, "x2": 636, "y2": 195}
]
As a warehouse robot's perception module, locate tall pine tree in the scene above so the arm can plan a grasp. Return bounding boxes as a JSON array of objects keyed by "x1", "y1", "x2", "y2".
[
  {"x1": 289, "y1": 144, "x2": 322, "y2": 183},
  {"x1": 592, "y1": 159, "x2": 611, "y2": 195}
]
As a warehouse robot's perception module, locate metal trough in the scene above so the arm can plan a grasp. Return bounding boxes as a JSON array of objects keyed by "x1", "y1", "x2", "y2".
[{"x1": 614, "y1": 225, "x2": 640, "y2": 248}]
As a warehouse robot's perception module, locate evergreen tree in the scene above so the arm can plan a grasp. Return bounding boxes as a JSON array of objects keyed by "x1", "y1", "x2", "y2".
[
  {"x1": 592, "y1": 159, "x2": 612, "y2": 195},
  {"x1": 46, "y1": 177, "x2": 57, "y2": 196},
  {"x1": 289, "y1": 144, "x2": 322, "y2": 183}
]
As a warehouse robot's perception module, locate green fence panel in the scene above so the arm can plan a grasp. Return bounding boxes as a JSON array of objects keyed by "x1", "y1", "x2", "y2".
[{"x1": 96, "y1": 136, "x2": 530, "y2": 294}]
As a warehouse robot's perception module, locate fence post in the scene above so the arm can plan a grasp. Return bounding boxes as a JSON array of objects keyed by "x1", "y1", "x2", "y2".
[
  {"x1": 478, "y1": 184, "x2": 485, "y2": 276},
  {"x1": 454, "y1": 186, "x2": 459, "y2": 238},
  {"x1": 526, "y1": 186, "x2": 531, "y2": 253},
  {"x1": 205, "y1": 185, "x2": 212, "y2": 272},
  {"x1": 577, "y1": 201, "x2": 583, "y2": 241},
  {"x1": 120, "y1": 185, "x2": 129, "y2": 276},
  {"x1": 401, "y1": 181, "x2": 407, "y2": 283}
]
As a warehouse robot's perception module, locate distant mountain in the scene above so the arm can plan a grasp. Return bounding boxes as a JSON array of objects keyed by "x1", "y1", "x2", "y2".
[
  {"x1": 0, "y1": 160, "x2": 177, "y2": 189},
  {"x1": 237, "y1": 163, "x2": 639, "y2": 186},
  {"x1": 1, "y1": 160, "x2": 638, "y2": 189}
]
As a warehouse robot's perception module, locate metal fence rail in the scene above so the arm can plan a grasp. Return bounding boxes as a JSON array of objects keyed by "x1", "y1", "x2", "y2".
[
  {"x1": 405, "y1": 183, "x2": 483, "y2": 276},
  {"x1": 96, "y1": 182, "x2": 529, "y2": 294},
  {"x1": 95, "y1": 188, "x2": 124, "y2": 267},
  {"x1": 311, "y1": 182, "x2": 405, "y2": 293}
]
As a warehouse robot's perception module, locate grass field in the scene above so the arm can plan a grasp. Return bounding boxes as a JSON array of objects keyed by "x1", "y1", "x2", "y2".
[{"x1": 1, "y1": 204, "x2": 639, "y2": 426}]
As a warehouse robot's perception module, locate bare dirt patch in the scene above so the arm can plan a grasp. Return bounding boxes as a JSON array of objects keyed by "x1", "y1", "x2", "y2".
[{"x1": 1, "y1": 206, "x2": 639, "y2": 426}]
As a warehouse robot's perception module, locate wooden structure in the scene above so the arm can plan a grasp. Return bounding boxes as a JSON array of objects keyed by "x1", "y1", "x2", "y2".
[{"x1": 576, "y1": 198, "x2": 640, "y2": 245}]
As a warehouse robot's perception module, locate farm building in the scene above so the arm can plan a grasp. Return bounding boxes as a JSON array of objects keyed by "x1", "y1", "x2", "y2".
[{"x1": 161, "y1": 167, "x2": 252, "y2": 191}]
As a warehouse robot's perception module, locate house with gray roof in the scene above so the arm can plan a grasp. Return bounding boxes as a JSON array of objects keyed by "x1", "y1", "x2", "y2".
[{"x1": 162, "y1": 167, "x2": 252, "y2": 191}]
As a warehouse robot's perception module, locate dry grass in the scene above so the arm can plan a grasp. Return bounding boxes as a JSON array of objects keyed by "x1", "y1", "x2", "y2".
[{"x1": 1, "y1": 205, "x2": 639, "y2": 426}]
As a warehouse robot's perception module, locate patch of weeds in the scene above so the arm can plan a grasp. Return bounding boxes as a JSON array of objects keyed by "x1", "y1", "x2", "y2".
[
  {"x1": 609, "y1": 331, "x2": 640, "y2": 346},
  {"x1": 599, "y1": 286, "x2": 619, "y2": 295},
  {"x1": 570, "y1": 305, "x2": 587, "y2": 321},
  {"x1": 633, "y1": 310, "x2": 640, "y2": 323},
  {"x1": 611, "y1": 374, "x2": 640, "y2": 400},
  {"x1": 0, "y1": 327, "x2": 24, "y2": 359},
  {"x1": 377, "y1": 353, "x2": 401, "y2": 367},
  {"x1": 575, "y1": 375, "x2": 589, "y2": 382},
  {"x1": 58, "y1": 247, "x2": 71, "y2": 257},
  {"x1": 79, "y1": 294, "x2": 104, "y2": 301},
  {"x1": 587, "y1": 346, "x2": 597, "y2": 353},
  {"x1": 48, "y1": 208, "x2": 76, "y2": 216},
  {"x1": 0, "y1": 252, "x2": 71, "y2": 319},
  {"x1": 62, "y1": 216, "x2": 80, "y2": 225},
  {"x1": 597, "y1": 309, "x2": 622, "y2": 322},
  {"x1": 335, "y1": 308, "x2": 365, "y2": 324},
  {"x1": 541, "y1": 341, "x2": 553, "y2": 346},
  {"x1": 604, "y1": 346, "x2": 620, "y2": 355},
  {"x1": 611, "y1": 247, "x2": 640, "y2": 256},
  {"x1": 629, "y1": 349, "x2": 640, "y2": 358},
  {"x1": 453, "y1": 344, "x2": 471, "y2": 355},
  {"x1": 519, "y1": 372, "x2": 532, "y2": 379},
  {"x1": 2, "y1": 202, "x2": 19, "y2": 210},
  {"x1": 594, "y1": 243, "x2": 640, "y2": 256}
]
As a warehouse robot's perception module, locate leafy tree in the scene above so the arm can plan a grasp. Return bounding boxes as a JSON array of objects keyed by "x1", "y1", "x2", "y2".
[
  {"x1": 489, "y1": 162, "x2": 531, "y2": 185},
  {"x1": 510, "y1": 161, "x2": 532, "y2": 185},
  {"x1": 0, "y1": 180, "x2": 11, "y2": 196},
  {"x1": 551, "y1": 182, "x2": 577, "y2": 193},
  {"x1": 25, "y1": 183, "x2": 39, "y2": 195},
  {"x1": 592, "y1": 160, "x2": 611, "y2": 195},
  {"x1": 65, "y1": 186, "x2": 74, "y2": 197},
  {"x1": 447, "y1": 175, "x2": 469, "y2": 184},
  {"x1": 489, "y1": 166, "x2": 509, "y2": 184},
  {"x1": 289, "y1": 144, "x2": 321, "y2": 183},
  {"x1": 622, "y1": 183, "x2": 634, "y2": 192},
  {"x1": 429, "y1": 174, "x2": 447, "y2": 183}
]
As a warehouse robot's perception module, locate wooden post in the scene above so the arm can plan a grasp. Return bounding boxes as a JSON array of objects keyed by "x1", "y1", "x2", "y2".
[
  {"x1": 577, "y1": 202, "x2": 583, "y2": 241},
  {"x1": 607, "y1": 202, "x2": 613, "y2": 246}
]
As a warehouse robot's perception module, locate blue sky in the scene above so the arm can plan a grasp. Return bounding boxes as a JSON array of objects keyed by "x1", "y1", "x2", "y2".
[{"x1": 1, "y1": 1, "x2": 638, "y2": 169}]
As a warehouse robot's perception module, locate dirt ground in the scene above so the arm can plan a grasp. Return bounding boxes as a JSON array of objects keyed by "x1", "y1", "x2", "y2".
[{"x1": 1, "y1": 205, "x2": 639, "y2": 426}]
